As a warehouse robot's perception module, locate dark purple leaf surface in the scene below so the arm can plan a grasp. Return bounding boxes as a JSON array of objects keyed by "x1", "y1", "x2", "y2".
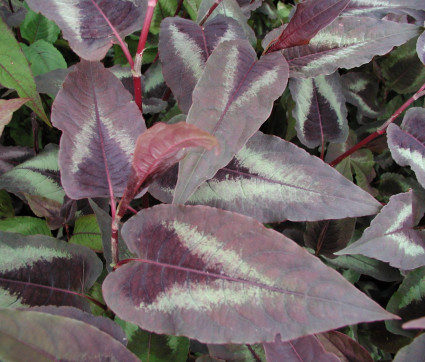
[
  {"x1": 150, "y1": 132, "x2": 381, "y2": 222},
  {"x1": 159, "y1": 16, "x2": 246, "y2": 113},
  {"x1": 0, "y1": 231, "x2": 102, "y2": 310},
  {"x1": 289, "y1": 71, "x2": 348, "y2": 148},
  {"x1": 0, "y1": 145, "x2": 35, "y2": 176},
  {"x1": 418, "y1": 31, "x2": 425, "y2": 64},
  {"x1": 25, "y1": 0, "x2": 146, "y2": 61},
  {"x1": 0, "y1": 308, "x2": 138, "y2": 361},
  {"x1": 103, "y1": 204, "x2": 395, "y2": 344},
  {"x1": 266, "y1": 0, "x2": 350, "y2": 52},
  {"x1": 337, "y1": 190, "x2": 425, "y2": 270},
  {"x1": 387, "y1": 107, "x2": 425, "y2": 189},
  {"x1": 263, "y1": 334, "x2": 339, "y2": 362},
  {"x1": 282, "y1": 16, "x2": 419, "y2": 78},
  {"x1": 52, "y1": 60, "x2": 146, "y2": 199},
  {"x1": 393, "y1": 334, "x2": 425, "y2": 362},
  {"x1": 173, "y1": 40, "x2": 289, "y2": 203}
]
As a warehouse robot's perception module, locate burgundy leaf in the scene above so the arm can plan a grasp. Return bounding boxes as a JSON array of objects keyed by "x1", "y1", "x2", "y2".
[
  {"x1": 418, "y1": 30, "x2": 425, "y2": 65},
  {"x1": 173, "y1": 40, "x2": 289, "y2": 204},
  {"x1": 264, "y1": 334, "x2": 339, "y2": 362},
  {"x1": 150, "y1": 132, "x2": 381, "y2": 222},
  {"x1": 393, "y1": 334, "x2": 425, "y2": 362},
  {"x1": 387, "y1": 107, "x2": 425, "y2": 189},
  {"x1": 0, "y1": 231, "x2": 102, "y2": 310},
  {"x1": 403, "y1": 316, "x2": 425, "y2": 330},
  {"x1": 281, "y1": 16, "x2": 419, "y2": 78},
  {"x1": 52, "y1": 60, "x2": 146, "y2": 199},
  {"x1": 0, "y1": 145, "x2": 35, "y2": 176},
  {"x1": 0, "y1": 308, "x2": 138, "y2": 361},
  {"x1": 25, "y1": 0, "x2": 146, "y2": 61},
  {"x1": 0, "y1": 98, "x2": 29, "y2": 136},
  {"x1": 266, "y1": 0, "x2": 350, "y2": 52},
  {"x1": 24, "y1": 193, "x2": 63, "y2": 230},
  {"x1": 103, "y1": 204, "x2": 396, "y2": 344},
  {"x1": 337, "y1": 190, "x2": 425, "y2": 270},
  {"x1": 159, "y1": 15, "x2": 246, "y2": 113},
  {"x1": 288, "y1": 71, "x2": 348, "y2": 148}
]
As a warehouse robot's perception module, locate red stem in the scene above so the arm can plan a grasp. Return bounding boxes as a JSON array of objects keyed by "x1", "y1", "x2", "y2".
[
  {"x1": 329, "y1": 83, "x2": 425, "y2": 168},
  {"x1": 199, "y1": 0, "x2": 224, "y2": 26}
]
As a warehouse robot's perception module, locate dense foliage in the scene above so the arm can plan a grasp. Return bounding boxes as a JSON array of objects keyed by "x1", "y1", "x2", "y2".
[{"x1": 1, "y1": 0, "x2": 425, "y2": 360}]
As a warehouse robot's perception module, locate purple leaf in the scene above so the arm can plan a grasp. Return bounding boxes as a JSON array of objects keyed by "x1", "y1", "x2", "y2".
[
  {"x1": 35, "y1": 67, "x2": 73, "y2": 97},
  {"x1": 25, "y1": 0, "x2": 146, "y2": 61},
  {"x1": 263, "y1": 334, "x2": 339, "y2": 362},
  {"x1": 159, "y1": 15, "x2": 246, "y2": 113},
  {"x1": 337, "y1": 190, "x2": 425, "y2": 270},
  {"x1": 0, "y1": 308, "x2": 138, "y2": 361},
  {"x1": 103, "y1": 204, "x2": 396, "y2": 344},
  {"x1": 288, "y1": 71, "x2": 348, "y2": 148},
  {"x1": 52, "y1": 60, "x2": 146, "y2": 199},
  {"x1": 403, "y1": 316, "x2": 425, "y2": 330},
  {"x1": 173, "y1": 40, "x2": 289, "y2": 204},
  {"x1": 387, "y1": 107, "x2": 425, "y2": 189},
  {"x1": 394, "y1": 334, "x2": 425, "y2": 362},
  {"x1": 418, "y1": 30, "x2": 425, "y2": 64},
  {"x1": 282, "y1": 16, "x2": 420, "y2": 78},
  {"x1": 266, "y1": 0, "x2": 350, "y2": 52},
  {"x1": 150, "y1": 132, "x2": 381, "y2": 222},
  {"x1": 0, "y1": 231, "x2": 102, "y2": 310},
  {"x1": 0, "y1": 146, "x2": 35, "y2": 176}
]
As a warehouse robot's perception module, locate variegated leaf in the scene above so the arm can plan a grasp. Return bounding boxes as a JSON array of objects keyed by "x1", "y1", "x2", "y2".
[
  {"x1": 0, "y1": 145, "x2": 35, "y2": 176},
  {"x1": 0, "y1": 231, "x2": 102, "y2": 310},
  {"x1": 289, "y1": 71, "x2": 348, "y2": 148},
  {"x1": 159, "y1": 15, "x2": 246, "y2": 113},
  {"x1": 51, "y1": 60, "x2": 146, "y2": 199},
  {"x1": 25, "y1": 0, "x2": 146, "y2": 61},
  {"x1": 150, "y1": 132, "x2": 381, "y2": 222},
  {"x1": 103, "y1": 204, "x2": 396, "y2": 344},
  {"x1": 337, "y1": 190, "x2": 425, "y2": 270},
  {"x1": 387, "y1": 107, "x2": 425, "y2": 189},
  {"x1": 173, "y1": 40, "x2": 289, "y2": 204},
  {"x1": 282, "y1": 16, "x2": 420, "y2": 78},
  {"x1": 418, "y1": 30, "x2": 425, "y2": 65}
]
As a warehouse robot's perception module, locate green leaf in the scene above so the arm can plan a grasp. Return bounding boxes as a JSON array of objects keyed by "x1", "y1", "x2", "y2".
[
  {"x1": 20, "y1": 6, "x2": 60, "y2": 44},
  {"x1": 0, "y1": 18, "x2": 50, "y2": 125},
  {"x1": 183, "y1": 0, "x2": 202, "y2": 21},
  {"x1": 151, "y1": 0, "x2": 178, "y2": 35},
  {"x1": 0, "y1": 190, "x2": 14, "y2": 218},
  {"x1": 21, "y1": 40, "x2": 67, "y2": 77},
  {"x1": 69, "y1": 215, "x2": 102, "y2": 252},
  {"x1": 0, "y1": 216, "x2": 52, "y2": 236}
]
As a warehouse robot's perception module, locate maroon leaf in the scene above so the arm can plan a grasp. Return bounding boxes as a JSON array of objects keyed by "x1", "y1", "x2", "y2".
[
  {"x1": 173, "y1": 40, "x2": 289, "y2": 204},
  {"x1": 103, "y1": 204, "x2": 396, "y2": 344},
  {"x1": 25, "y1": 0, "x2": 146, "y2": 61},
  {"x1": 288, "y1": 71, "x2": 348, "y2": 148},
  {"x1": 0, "y1": 308, "x2": 138, "y2": 361},
  {"x1": 0, "y1": 231, "x2": 102, "y2": 310},
  {"x1": 266, "y1": 0, "x2": 350, "y2": 52},
  {"x1": 52, "y1": 60, "x2": 146, "y2": 199},
  {"x1": 159, "y1": 15, "x2": 246, "y2": 113}
]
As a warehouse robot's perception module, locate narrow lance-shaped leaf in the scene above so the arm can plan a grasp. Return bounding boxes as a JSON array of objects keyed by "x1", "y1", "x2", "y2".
[
  {"x1": 103, "y1": 204, "x2": 396, "y2": 344},
  {"x1": 387, "y1": 107, "x2": 425, "y2": 190},
  {"x1": 0, "y1": 17, "x2": 49, "y2": 125},
  {"x1": 150, "y1": 132, "x2": 381, "y2": 222},
  {"x1": 119, "y1": 121, "x2": 218, "y2": 217},
  {"x1": 52, "y1": 60, "x2": 146, "y2": 199},
  {"x1": 0, "y1": 231, "x2": 102, "y2": 310},
  {"x1": 337, "y1": 190, "x2": 425, "y2": 270},
  {"x1": 266, "y1": 0, "x2": 350, "y2": 52},
  {"x1": 289, "y1": 71, "x2": 348, "y2": 148},
  {"x1": 281, "y1": 16, "x2": 420, "y2": 78},
  {"x1": 403, "y1": 316, "x2": 425, "y2": 330},
  {"x1": 25, "y1": 0, "x2": 147, "y2": 61},
  {"x1": 159, "y1": 15, "x2": 246, "y2": 113},
  {"x1": 0, "y1": 98, "x2": 29, "y2": 136},
  {"x1": 173, "y1": 40, "x2": 289, "y2": 204}
]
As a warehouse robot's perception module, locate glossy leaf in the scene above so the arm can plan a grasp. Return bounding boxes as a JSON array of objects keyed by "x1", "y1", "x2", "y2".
[
  {"x1": 151, "y1": 132, "x2": 381, "y2": 222},
  {"x1": 69, "y1": 215, "x2": 102, "y2": 253},
  {"x1": 103, "y1": 204, "x2": 395, "y2": 344},
  {"x1": 418, "y1": 30, "x2": 425, "y2": 65},
  {"x1": 52, "y1": 60, "x2": 146, "y2": 199},
  {"x1": 0, "y1": 231, "x2": 102, "y2": 309},
  {"x1": 173, "y1": 40, "x2": 289, "y2": 204},
  {"x1": 263, "y1": 334, "x2": 339, "y2": 362},
  {"x1": 0, "y1": 98, "x2": 29, "y2": 136},
  {"x1": 159, "y1": 16, "x2": 246, "y2": 113},
  {"x1": 282, "y1": 16, "x2": 420, "y2": 78},
  {"x1": 266, "y1": 0, "x2": 350, "y2": 52},
  {"x1": 393, "y1": 334, "x2": 425, "y2": 362},
  {"x1": 289, "y1": 71, "x2": 348, "y2": 148},
  {"x1": 0, "y1": 146, "x2": 35, "y2": 176},
  {"x1": 0, "y1": 17, "x2": 49, "y2": 125},
  {"x1": 387, "y1": 107, "x2": 425, "y2": 189},
  {"x1": 25, "y1": 0, "x2": 146, "y2": 61},
  {"x1": 0, "y1": 144, "x2": 64, "y2": 204},
  {"x1": 20, "y1": 5, "x2": 60, "y2": 44},
  {"x1": 337, "y1": 190, "x2": 425, "y2": 270},
  {"x1": 0, "y1": 308, "x2": 138, "y2": 361},
  {"x1": 0, "y1": 216, "x2": 52, "y2": 236}
]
